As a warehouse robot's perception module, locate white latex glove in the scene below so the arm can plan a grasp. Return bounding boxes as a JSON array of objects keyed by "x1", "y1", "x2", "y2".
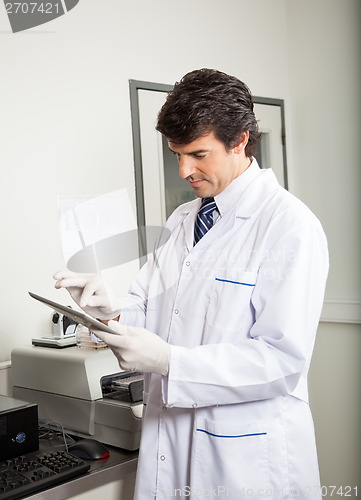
[
  {"x1": 93, "y1": 321, "x2": 170, "y2": 376},
  {"x1": 53, "y1": 270, "x2": 122, "y2": 320}
]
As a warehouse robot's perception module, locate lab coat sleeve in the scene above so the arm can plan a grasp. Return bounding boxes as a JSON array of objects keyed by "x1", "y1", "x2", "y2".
[{"x1": 163, "y1": 211, "x2": 329, "y2": 408}]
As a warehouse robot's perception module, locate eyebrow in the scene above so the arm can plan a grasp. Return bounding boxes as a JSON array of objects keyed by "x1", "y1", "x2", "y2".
[{"x1": 168, "y1": 147, "x2": 209, "y2": 155}]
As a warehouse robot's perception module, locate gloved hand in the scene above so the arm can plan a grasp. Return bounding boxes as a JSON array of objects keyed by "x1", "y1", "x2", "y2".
[
  {"x1": 92, "y1": 321, "x2": 170, "y2": 376},
  {"x1": 53, "y1": 270, "x2": 122, "y2": 320}
]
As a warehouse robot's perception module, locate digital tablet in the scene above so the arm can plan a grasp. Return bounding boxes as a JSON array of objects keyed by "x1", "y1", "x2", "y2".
[{"x1": 29, "y1": 292, "x2": 117, "y2": 335}]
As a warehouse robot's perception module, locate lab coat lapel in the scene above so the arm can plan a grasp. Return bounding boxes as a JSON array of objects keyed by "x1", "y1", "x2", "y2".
[
  {"x1": 180, "y1": 199, "x2": 227, "y2": 253},
  {"x1": 180, "y1": 168, "x2": 279, "y2": 253},
  {"x1": 181, "y1": 200, "x2": 201, "y2": 252}
]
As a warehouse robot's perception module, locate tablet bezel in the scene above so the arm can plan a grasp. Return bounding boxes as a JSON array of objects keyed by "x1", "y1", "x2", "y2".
[{"x1": 29, "y1": 292, "x2": 117, "y2": 335}]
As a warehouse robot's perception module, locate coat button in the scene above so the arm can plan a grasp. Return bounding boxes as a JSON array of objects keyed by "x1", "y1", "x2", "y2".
[
  {"x1": 186, "y1": 261, "x2": 190, "y2": 266},
  {"x1": 160, "y1": 455, "x2": 166, "y2": 461},
  {"x1": 174, "y1": 309, "x2": 179, "y2": 314}
]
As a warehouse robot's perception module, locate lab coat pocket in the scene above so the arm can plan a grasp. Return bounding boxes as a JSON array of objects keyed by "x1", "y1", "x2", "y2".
[
  {"x1": 192, "y1": 418, "x2": 269, "y2": 496},
  {"x1": 206, "y1": 270, "x2": 257, "y2": 333}
]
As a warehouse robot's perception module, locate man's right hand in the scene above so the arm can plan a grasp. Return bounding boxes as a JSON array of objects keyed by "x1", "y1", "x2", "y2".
[{"x1": 53, "y1": 270, "x2": 122, "y2": 320}]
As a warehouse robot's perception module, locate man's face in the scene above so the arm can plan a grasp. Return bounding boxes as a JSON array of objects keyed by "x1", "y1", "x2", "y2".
[{"x1": 168, "y1": 131, "x2": 249, "y2": 198}]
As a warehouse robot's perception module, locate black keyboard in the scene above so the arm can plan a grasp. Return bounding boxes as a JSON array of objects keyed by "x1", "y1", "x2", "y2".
[{"x1": 0, "y1": 450, "x2": 90, "y2": 499}]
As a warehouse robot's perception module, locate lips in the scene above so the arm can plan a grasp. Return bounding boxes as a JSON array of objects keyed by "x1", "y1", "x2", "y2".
[{"x1": 189, "y1": 179, "x2": 205, "y2": 188}]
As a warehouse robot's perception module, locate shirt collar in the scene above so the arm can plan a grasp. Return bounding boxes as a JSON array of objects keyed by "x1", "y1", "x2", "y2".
[{"x1": 214, "y1": 157, "x2": 262, "y2": 217}]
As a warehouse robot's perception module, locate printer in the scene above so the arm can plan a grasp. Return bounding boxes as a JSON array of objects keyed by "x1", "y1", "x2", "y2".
[{"x1": 11, "y1": 346, "x2": 143, "y2": 451}]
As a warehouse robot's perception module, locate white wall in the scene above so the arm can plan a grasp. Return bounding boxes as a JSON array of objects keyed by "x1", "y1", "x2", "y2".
[
  {"x1": 286, "y1": 0, "x2": 361, "y2": 301},
  {"x1": 309, "y1": 322, "x2": 361, "y2": 490},
  {"x1": 0, "y1": 0, "x2": 360, "y2": 495}
]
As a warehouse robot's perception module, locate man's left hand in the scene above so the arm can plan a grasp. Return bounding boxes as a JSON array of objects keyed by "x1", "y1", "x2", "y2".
[{"x1": 93, "y1": 321, "x2": 170, "y2": 376}]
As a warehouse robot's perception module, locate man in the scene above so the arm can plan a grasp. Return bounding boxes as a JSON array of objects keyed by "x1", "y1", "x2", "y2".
[{"x1": 54, "y1": 69, "x2": 328, "y2": 499}]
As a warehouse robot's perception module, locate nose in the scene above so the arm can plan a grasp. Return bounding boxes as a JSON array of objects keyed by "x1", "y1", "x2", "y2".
[{"x1": 178, "y1": 156, "x2": 196, "y2": 179}]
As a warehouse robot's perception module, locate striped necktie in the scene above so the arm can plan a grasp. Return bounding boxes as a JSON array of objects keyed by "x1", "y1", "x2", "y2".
[{"x1": 194, "y1": 197, "x2": 217, "y2": 245}]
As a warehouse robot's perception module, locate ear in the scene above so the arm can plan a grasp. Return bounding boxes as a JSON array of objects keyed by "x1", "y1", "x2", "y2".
[{"x1": 233, "y1": 131, "x2": 249, "y2": 154}]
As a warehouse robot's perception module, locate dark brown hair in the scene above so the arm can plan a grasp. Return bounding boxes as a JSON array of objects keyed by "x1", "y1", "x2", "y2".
[{"x1": 156, "y1": 68, "x2": 261, "y2": 157}]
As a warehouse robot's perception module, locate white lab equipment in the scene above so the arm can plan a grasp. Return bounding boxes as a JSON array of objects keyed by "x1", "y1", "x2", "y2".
[{"x1": 11, "y1": 346, "x2": 142, "y2": 451}]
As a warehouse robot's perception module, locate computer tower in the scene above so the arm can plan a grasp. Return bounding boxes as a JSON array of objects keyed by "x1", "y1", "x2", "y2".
[{"x1": 0, "y1": 395, "x2": 39, "y2": 460}]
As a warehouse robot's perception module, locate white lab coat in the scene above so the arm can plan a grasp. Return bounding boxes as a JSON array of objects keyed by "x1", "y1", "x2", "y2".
[{"x1": 120, "y1": 161, "x2": 328, "y2": 499}]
